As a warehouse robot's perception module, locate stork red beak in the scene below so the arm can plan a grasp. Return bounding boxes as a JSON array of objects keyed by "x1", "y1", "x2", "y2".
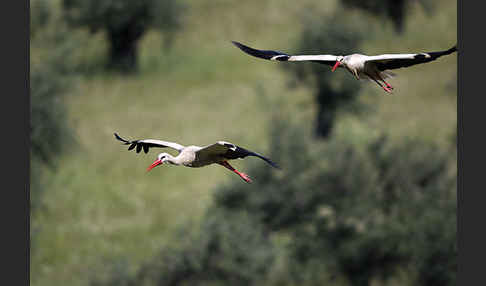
[
  {"x1": 331, "y1": 61, "x2": 340, "y2": 72},
  {"x1": 147, "y1": 159, "x2": 162, "y2": 172}
]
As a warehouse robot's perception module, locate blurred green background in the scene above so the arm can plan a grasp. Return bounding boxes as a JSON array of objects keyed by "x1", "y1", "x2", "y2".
[{"x1": 30, "y1": 0, "x2": 456, "y2": 285}]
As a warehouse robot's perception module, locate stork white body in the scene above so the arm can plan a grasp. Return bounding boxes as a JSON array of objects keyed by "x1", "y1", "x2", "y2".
[
  {"x1": 114, "y1": 133, "x2": 279, "y2": 183},
  {"x1": 232, "y1": 41, "x2": 457, "y2": 93}
]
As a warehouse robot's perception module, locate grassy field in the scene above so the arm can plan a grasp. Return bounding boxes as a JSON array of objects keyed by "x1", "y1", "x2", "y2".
[{"x1": 31, "y1": 1, "x2": 456, "y2": 285}]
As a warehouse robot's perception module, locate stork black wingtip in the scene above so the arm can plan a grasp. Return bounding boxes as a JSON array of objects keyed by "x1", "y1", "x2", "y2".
[
  {"x1": 271, "y1": 161, "x2": 281, "y2": 169},
  {"x1": 114, "y1": 132, "x2": 123, "y2": 141},
  {"x1": 231, "y1": 41, "x2": 250, "y2": 52},
  {"x1": 231, "y1": 40, "x2": 290, "y2": 62},
  {"x1": 231, "y1": 40, "x2": 243, "y2": 47},
  {"x1": 262, "y1": 157, "x2": 281, "y2": 169},
  {"x1": 114, "y1": 132, "x2": 130, "y2": 144}
]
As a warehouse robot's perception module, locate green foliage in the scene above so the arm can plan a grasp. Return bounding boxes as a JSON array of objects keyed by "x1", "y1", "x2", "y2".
[
  {"x1": 407, "y1": 195, "x2": 457, "y2": 286},
  {"x1": 62, "y1": 0, "x2": 186, "y2": 72},
  {"x1": 30, "y1": 58, "x2": 73, "y2": 210},
  {"x1": 285, "y1": 13, "x2": 364, "y2": 137},
  {"x1": 31, "y1": 62, "x2": 71, "y2": 165},
  {"x1": 342, "y1": 0, "x2": 437, "y2": 33},
  {"x1": 98, "y1": 209, "x2": 275, "y2": 286},
  {"x1": 215, "y1": 118, "x2": 456, "y2": 286},
  {"x1": 31, "y1": 1, "x2": 81, "y2": 209},
  {"x1": 30, "y1": 0, "x2": 51, "y2": 37},
  {"x1": 89, "y1": 260, "x2": 134, "y2": 286}
]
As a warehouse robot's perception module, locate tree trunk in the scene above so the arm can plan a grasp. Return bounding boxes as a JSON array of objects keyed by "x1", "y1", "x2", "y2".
[
  {"x1": 107, "y1": 24, "x2": 144, "y2": 73},
  {"x1": 387, "y1": 0, "x2": 406, "y2": 34},
  {"x1": 315, "y1": 108, "x2": 335, "y2": 138},
  {"x1": 315, "y1": 88, "x2": 339, "y2": 138}
]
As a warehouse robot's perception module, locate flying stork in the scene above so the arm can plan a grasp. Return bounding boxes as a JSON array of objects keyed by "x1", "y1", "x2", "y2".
[
  {"x1": 232, "y1": 41, "x2": 457, "y2": 93},
  {"x1": 114, "y1": 133, "x2": 279, "y2": 183}
]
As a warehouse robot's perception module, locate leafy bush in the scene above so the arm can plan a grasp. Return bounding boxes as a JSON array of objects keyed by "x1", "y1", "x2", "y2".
[
  {"x1": 31, "y1": 64, "x2": 70, "y2": 165},
  {"x1": 31, "y1": 1, "x2": 80, "y2": 209},
  {"x1": 30, "y1": 0, "x2": 51, "y2": 37},
  {"x1": 93, "y1": 209, "x2": 275, "y2": 286},
  {"x1": 215, "y1": 118, "x2": 456, "y2": 286},
  {"x1": 62, "y1": 0, "x2": 186, "y2": 72},
  {"x1": 342, "y1": 0, "x2": 437, "y2": 33}
]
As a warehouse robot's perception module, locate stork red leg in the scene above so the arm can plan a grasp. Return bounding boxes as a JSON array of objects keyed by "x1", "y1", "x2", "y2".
[
  {"x1": 218, "y1": 161, "x2": 252, "y2": 183},
  {"x1": 371, "y1": 77, "x2": 392, "y2": 93},
  {"x1": 382, "y1": 85, "x2": 393, "y2": 93},
  {"x1": 383, "y1": 80, "x2": 394, "y2": 90}
]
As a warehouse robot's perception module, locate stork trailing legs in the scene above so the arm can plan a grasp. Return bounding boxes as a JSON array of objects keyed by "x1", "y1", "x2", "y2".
[
  {"x1": 371, "y1": 77, "x2": 393, "y2": 93},
  {"x1": 219, "y1": 161, "x2": 253, "y2": 183},
  {"x1": 383, "y1": 79, "x2": 394, "y2": 90}
]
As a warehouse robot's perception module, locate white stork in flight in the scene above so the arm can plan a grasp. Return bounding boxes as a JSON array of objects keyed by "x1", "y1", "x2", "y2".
[
  {"x1": 114, "y1": 133, "x2": 279, "y2": 183},
  {"x1": 232, "y1": 41, "x2": 457, "y2": 93}
]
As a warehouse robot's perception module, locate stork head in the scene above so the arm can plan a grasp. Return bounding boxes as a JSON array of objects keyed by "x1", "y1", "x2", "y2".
[
  {"x1": 147, "y1": 153, "x2": 171, "y2": 172},
  {"x1": 331, "y1": 56, "x2": 345, "y2": 72}
]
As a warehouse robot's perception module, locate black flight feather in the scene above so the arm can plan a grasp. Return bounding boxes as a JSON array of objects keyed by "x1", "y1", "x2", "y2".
[
  {"x1": 376, "y1": 45, "x2": 457, "y2": 71},
  {"x1": 224, "y1": 145, "x2": 280, "y2": 169},
  {"x1": 128, "y1": 143, "x2": 136, "y2": 150},
  {"x1": 232, "y1": 41, "x2": 290, "y2": 61}
]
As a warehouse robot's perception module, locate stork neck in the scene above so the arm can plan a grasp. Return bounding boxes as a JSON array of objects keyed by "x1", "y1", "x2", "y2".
[{"x1": 166, "y1": 154, "x2": 183, "y2": 165}]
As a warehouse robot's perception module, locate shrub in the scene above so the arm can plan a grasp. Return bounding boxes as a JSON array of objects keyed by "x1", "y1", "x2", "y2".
[
  {"x1": 62, "y1": 0, "x2": 186, "y2": 72},
  {"x1": 341, "y1": 0, "x2": 437, "y2": 33},
  {"x1": 31, "y1": 0, "x2": 79, "y2": 209},
  {"x1": 121, "y1": 209, "x2": 275, "y2": 286},
  {"x1": 215, "y1": 118, "x2": 456, "y2": 286}
]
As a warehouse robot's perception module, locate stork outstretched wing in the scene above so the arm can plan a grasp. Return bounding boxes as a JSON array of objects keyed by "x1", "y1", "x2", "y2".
[
  {"x1": 232, "y1": 41, "x2": 339, "y2": 66},
  {"x1": 114, "y1": 133, "x2": 185, "y2": 154},
  {"x1": 366, "y1": 45, "x2": 457, "y2": 70},
  {"x1": 197, "y1": 141, "x2": 279, "y2": 169}
]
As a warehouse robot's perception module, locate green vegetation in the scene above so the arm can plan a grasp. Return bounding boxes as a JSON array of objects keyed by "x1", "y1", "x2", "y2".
[
  {"x1": 213, "y1": 121, "x2": 456, "y2": 286},
  {"x1": 62, "y1": 0, "x2": 185, "y2": 72},
  {"x1": 342, "y1": 0, "x2": 437, "y2": 33},
  {"x1": 30, "y1": 0, "x2": 456, "y2": 285},
  {"x1": 30, "y1": 0, "x2": 79, "y2": 209}
]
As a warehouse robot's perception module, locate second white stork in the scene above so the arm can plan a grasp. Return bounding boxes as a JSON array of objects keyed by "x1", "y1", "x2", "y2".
[
  {"x1": 114, "y1": 133, "x2": 279, "y2": 183},
  {"x1": 232, "y1": 41, "x2": 457, "y2": 93}
]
